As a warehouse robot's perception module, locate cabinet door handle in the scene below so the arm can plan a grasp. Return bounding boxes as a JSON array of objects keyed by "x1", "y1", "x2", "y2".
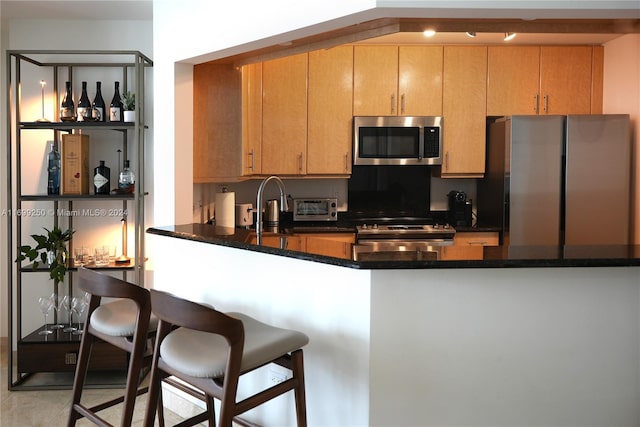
[
  {"x1": 249, "y1": 149, "x2": 255, "y2": 171},
  {"x1": 390, "y1": 93, "x2": 395, "y2": 115},
  {"x1": 467, "y1": 241, "x2": 487, "y2": 246},
  {"x1": 534, "y1": 94, "x2": 539, "y2": 113},
  {"x1": 543, "y1": 95, "x2": 549, "y2": 113},
  {"x1": 445, "y1": 152, "x2": 449, "y2": 171},
  {"x1": 344, "y1": 153, "x2": 349, "y2": 172},
  {"x1": 401, "y1": 93, "x2": 406, "y2": 115},
  {"x1": 298, "y1": 153, "x2": 303, "y2": 172}
]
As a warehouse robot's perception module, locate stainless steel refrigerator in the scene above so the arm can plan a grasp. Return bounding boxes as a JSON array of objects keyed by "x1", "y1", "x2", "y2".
[{"x1": 478, "y1": 115, "x2": 631, "y2": 246}]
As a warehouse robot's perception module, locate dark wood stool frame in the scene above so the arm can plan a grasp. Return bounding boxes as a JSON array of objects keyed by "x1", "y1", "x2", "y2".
[
  {"x1": 143, "y1": 289, "x2": 307, "y2": 427},
  {"x1": 68, "y1": 267, "x2": 163, "y2": 427}
]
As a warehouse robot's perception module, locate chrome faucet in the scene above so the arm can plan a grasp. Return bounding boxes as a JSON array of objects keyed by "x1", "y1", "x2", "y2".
[{"x1": 256, "y1": 175, "x2": 288, "y2": 242}]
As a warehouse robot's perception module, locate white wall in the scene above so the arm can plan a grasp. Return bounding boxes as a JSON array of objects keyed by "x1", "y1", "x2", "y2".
[
  {"x1": 370, "y1": 267, "x2": 640, "y2": 426},
  {"x1": 0, "y1": 18, "x2": 152, "y2": 337},
  {"x1": 603, "y1": 34, "x2": 640, "y2": 243}
]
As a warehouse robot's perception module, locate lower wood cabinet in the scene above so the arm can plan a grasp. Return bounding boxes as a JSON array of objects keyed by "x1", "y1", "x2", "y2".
[
  {"x1": 441, "y1": 231, "x2": 499, "y2": 260},
  {"x1": 303, "y1": 233, "x2": 355, "y2": 259}
]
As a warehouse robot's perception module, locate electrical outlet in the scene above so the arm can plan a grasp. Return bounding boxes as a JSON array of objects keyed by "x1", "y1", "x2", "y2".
[{"x1": 269, "y1": 369, "x2": 289, "y2": 385}]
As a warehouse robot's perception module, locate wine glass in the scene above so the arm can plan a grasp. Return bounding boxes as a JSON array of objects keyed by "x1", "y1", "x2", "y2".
[
  {"x1": 38, "y1": 296, "x2": 54, "y2": 335},
  {"x1": 62, "y1": 295, "x2": 77, "y2": 332},
  {"x1": 72, "y1": 297, "x2": 88, "y2": 335},
  {"x1": 49, "y1": 293, "x2": 65, "y2": 329}
]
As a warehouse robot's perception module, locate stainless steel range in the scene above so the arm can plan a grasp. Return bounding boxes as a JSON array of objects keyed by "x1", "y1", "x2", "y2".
[{"x1": 353, "y1": 223, "x2": 455, "y2": 262}]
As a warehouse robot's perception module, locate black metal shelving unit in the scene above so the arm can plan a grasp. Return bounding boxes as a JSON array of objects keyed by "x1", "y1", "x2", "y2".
[{"x1": 5, "y1": 50, "x2": 152, "y2": 390}]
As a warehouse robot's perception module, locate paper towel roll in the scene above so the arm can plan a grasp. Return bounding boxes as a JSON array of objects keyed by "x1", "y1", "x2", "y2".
[{"x1": 215, "y1": 191, "x2": 235, "y2": 231}]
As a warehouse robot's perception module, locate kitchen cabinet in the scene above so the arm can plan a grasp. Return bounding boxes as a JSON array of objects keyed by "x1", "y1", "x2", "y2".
[
  {"x1": 241, "y1": 62, "x2": 263, "y2": 175},
  {"x1": 398, "y1": 46, "x2": 443, "y2": 116},
  {"x1": 353, "y1": 45, "x2": 443, "y2": 116},
  {"x1": 487, "y1": 46, "x2": 541, "y2": 116},
  {"x1": 6, "y1": 50, "x2": 151, "y2": 389},
  {"x1": 353, "y1": 46, "x2": 398, "y2": 116},
  {"x1": 194, "y1": 62, "x2": 242, "y2": 182},
  {"x1": 307, "y1": 46, "x2": 353, "y2": 175},
  {"x1": 539, "y1": 46, "x2": 596, "y2": 115},
  {"x1": 487, "y1": 46, "x2": 603, "y2": 116},
  {"x1": 441, "y1": 231, "x2": 499, "y2": 260},
  {"x1": 302, "y1": 233, "x2": 355, "y2": 259},
  {"x1": 261, "y1": 53, "x2": 308, "y2": 175},
  {"x1": 441, "y1": 46, "x2": 487, "y2": 178}
]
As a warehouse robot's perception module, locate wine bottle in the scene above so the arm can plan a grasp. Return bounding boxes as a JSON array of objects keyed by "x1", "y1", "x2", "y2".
[
  {"x1": 118, "y1": 160, "x2": 135, "y2": 193},
  {"x1": 47, "y1": 142, "x2": 61, "y2": 195},
  {"x1": 77, "y1": 81, "x2": 91, "y2": 121},
  {"x1": 60, "y1": 81, "x2": 75, "y2": 121},
  {"x1": 92, "y1": 81, "x2": 106, "y2": 122},
  {"x1": 109, "y1": 81, "x2": 123, "y2": 122},
  {"x1": 93, "y1": 160, "x2": 110, "y2": 195}
]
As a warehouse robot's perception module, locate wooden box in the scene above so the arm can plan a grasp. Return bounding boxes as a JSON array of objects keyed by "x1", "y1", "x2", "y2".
[{"x1": 61, "y1": 134, "x2": 90, "y2": 194}]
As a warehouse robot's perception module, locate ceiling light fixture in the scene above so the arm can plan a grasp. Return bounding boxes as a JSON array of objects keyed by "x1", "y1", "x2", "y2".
[
  {"x1": 465, "y1": 32, "x2": 476, "y2": 38},
  {"x1": 423, "y1": 29, "x2": 436, "y2": 38},
  {"x1": 504, "y1": 32, "x2": 517, "y2": 41}
]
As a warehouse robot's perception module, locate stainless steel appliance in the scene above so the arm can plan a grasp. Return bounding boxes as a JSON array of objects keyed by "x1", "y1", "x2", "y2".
[
  {"x1": 478, "y1": 115, "x2": 631, "y2": 246},
  {"x1": 353, "y1": 116, "x2": 443, "y2": 166},
  {"x1": 353, "y1": 223, "x2": 455, "y2": 261},
  {"x1": 293, "y1": 198, "x2": 338, "y2": 222}
]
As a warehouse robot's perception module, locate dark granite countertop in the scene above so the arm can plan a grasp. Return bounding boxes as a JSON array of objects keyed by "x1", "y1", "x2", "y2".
[{"x1": 147, "y1": 223, "x2": 640, "y2": 270}]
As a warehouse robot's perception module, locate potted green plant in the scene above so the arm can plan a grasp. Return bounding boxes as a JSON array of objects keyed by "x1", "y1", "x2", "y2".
[
  {"x1": 16, "y1": 226, "x2": 74, "y2": 285},
  {"x1": 123, "y1": 91, "x2": 135, "y2": 122}
]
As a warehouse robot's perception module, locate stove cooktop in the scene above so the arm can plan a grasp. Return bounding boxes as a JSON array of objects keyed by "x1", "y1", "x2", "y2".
[{"x1": 356, "y1": 223, "x2": 456, "y2": 239}]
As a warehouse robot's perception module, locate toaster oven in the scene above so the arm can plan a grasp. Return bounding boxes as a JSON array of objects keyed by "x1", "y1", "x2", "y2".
[{"x1": 293, "y1": 198, "x2": 338, "y2": 221}]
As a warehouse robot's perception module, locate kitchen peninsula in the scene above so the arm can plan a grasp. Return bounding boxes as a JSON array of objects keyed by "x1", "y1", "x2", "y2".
[{"x1": 148, "y1": 224, "x2": 640, "y2": 426}]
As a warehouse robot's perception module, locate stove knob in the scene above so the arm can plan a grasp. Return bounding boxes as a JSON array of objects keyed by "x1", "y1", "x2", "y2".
[
  {"x1": 433, "y1": 223, "x2": 439, "y2": 229},
  {"x1": 361, "y1": 224, "x2": 368, "y2": 230},
  {"x1": 373, "y1": 224, "x2": 379, "y2": 229},
  {"x1": 444, "y1": 224, "x2": 450, "y2": 229}
]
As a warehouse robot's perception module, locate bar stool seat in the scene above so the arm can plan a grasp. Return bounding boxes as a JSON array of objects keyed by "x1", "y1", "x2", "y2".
[
  {"x1": 160, "y1": 312, "x2": 308, "y2": 378},
  {"x1": 144, "y1": 290, "x2": 309, "y2": 427},
  {"x1": 91, "y1": 299, "x2": 158, "y2": 337}
]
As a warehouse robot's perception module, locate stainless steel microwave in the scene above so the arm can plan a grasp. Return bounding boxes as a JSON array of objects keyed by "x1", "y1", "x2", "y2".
[{"x1": 353, "y1": 116, "x2": 443, "y2": 166}]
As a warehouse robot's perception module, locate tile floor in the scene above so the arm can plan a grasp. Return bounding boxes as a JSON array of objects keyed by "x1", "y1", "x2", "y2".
[{"x1": 0, "y1": 338, "x2": 206, "y2": 426}]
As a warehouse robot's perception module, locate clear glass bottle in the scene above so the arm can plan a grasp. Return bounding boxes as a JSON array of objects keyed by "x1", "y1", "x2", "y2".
[
  {"x1": 47, "y1": 142, "x2": 61, "y2": 195},
  {"x1": 77, "y1": 81, "x2": 91, "y2": 121},
  {"x1": 118, "y1": 160, "x2": 135, "y2": 193},
  {"x1": 60, "y1": 81, "x2": 75, "y2": 121},
  {"x1": 92, "y1": 81, "x2": 106, "y2": 122},
  {"x1": 109, "y1": 81, "x2": 123, "y2": 122},
  {"x1": 93, "y1": 160, "x2": 110, "y2": 195}
]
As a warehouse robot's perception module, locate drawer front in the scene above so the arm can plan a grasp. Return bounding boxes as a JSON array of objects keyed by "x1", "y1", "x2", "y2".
[
  {"x1": 454, "y1": 232, "x2": 499, "y2": 246},
  {"x1": 18, "y1": 341, "x2": 128, "y2": 373}
]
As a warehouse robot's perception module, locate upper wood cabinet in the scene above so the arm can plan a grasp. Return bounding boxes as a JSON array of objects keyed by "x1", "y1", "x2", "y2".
[
  {"x1": 261, "y1": 53, "x2": 308, "y2": 175},
  {"x1": 487, "y1": 46, "x2": 541, "y2": 116},
  {"x1": 307, "y1": 46, "x2": 353, "y2": 175},
  {"x1": 354, "y1": 45, "x2": 443, "y2": 116},
  {"x1": 441, "y1": 46, "x2": 487, "y2": 178},
  {"x1": 539, "y1": 46, "x2": 596, "y2": 115},
  {"x1": 487, "y1": 45, "x2": 603, "y2": 116},
  {"x1": 193, "y1": 63, "x2": 242, "y2": 183},
  {"x1": 398, "y1": 46, "x2": 443, "y2": 116},
  {"x1": 353, "y1": 46, "x2": 398, "y2": 116},
  {"x1": 241, "y1": 62, "x2": 263, "y2": 175}
]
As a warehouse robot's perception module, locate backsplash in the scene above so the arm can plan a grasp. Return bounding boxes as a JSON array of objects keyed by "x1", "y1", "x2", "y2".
[{"x1": 194, "y1": 176, "x2": 477, "y2": 224}]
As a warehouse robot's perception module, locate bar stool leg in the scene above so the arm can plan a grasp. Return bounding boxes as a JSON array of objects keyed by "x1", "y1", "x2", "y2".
[
  {"x1": 68, "y1": 331, "x2": 97, "y2": 426},
  {"x1": 292, "y1": 349, "x2": 307, "y2": 427}
]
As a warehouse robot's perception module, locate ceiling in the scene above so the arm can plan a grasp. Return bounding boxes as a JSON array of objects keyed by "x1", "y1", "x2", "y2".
[{"x1": 0, "y1": 0, "x2": 152, "y2": 21}]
